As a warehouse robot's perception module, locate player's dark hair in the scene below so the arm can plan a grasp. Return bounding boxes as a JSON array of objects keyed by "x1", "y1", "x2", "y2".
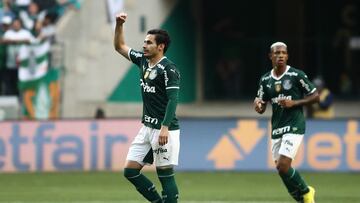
[{"x1": 147, "y1": 29, "x2": 171, "y2": 53}]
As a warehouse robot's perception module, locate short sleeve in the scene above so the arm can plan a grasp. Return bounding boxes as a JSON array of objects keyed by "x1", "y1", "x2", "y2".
[
  {"x1": 297, "y1": 71, "x2": 316, "y2": 95},
  {"x1": 164, "y1": 64, "x2": 180, "y2": 90},
  {"x1": 257, "y1": 77, "x2": 269, "y2": 101},
  {"x1": 128, "y1": 48, "x2": 144, "y2": 67}
]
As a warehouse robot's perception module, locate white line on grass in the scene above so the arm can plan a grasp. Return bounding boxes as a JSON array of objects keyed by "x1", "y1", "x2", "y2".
[{"x1": 9, "y1": 201, "x2": 292, "y2": 203}]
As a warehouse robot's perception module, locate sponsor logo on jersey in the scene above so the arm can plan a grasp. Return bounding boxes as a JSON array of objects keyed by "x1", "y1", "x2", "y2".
[
  {"x1": 157, "y1": 64, "x2": 165, "y2": 70},
  {"x1": 271, "y1": 94, "x2": 292, "y2": 104},
  {"x1": 300, "y1": 79, "x2": 311, "y2": 92},
  {"x1": 266, "y1": 84, "x2": 272, "y2": 89},
  {"x1": 164, "y1": 70, "x2": 169, "y2": 86},
  {"x1": 283, "y1": 79, "x2": 292, "y2": 90},
  {"x1": 285, "y1": 71, "x2": 298, "y2": 76},
  {"x1": 257, "y1": 85, "x2": 264, "y2": 98},
  {"x1": 262, "y1": 75, "x2": 271, "y2": 81},
  {"x1": 154, "y1": 147, "x2": 168, "y2": 154},
  {"x1": 272, "y1": 125, "x2": 291, "y2": 135},
  {"x1": 140, "y1": 79, "x2": 156, "y2": 93},
  {"x1": 149, "y1": 69, "x2": 158, "y2": 80},
  {"x1": 131, "y1": 51, "x2": 142, "y2": 58},
  {"x1": 144, "y1": 115, "x2": 159, "y2": 124},
  {"x1": 284, "y1": 140, "x2": 294, "y2": 146}
]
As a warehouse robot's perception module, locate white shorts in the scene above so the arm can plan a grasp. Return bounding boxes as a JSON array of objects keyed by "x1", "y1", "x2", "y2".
[
  {"x1": 271, "y1": 133, "x2": 304, "y2": 161},
  {"x1": 126, "y1": 125, "x2": 180, "y2": 167}
]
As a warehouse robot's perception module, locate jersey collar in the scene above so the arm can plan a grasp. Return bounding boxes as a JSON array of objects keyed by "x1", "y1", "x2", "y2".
[
  {"x1": 271, "y1": 65, "x2": 290, "y2": 80},
  {"x1": 148, "y1": 56, "x2": 167, "y2": 68}
]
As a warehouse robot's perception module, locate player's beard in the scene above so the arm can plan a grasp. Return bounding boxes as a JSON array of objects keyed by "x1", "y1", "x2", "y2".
[
  {"x1": 143, "y1": 52, "x2": 151, "y2": 59},
  {"x1": 143, "y1": 50, "x2": 154, "y2": 59},
  {"x1": 144, "y1": 54, "x2": 153, "y2": 59}
]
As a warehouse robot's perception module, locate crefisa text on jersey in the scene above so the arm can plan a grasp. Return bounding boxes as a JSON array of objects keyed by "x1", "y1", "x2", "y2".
[
  {"x1": 271, "y1": 94, "x2": 292, "y2": 104},
  {"x1": 140, "y1": 79, "x2": 156, "y2": 93}
]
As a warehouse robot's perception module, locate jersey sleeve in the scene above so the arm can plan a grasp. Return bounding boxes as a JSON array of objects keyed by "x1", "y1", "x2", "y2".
[
  {"x1": 161, "y1": 64, "x2": 180, "y2": 126},
  {"x1": 256, "y1": 77, "x2": 269, "y2": 101},
  {"x1": 297, "y1": 71, "x2": 316, "y2": 95},
  {"x1": 128, "y1": 48, "x2": 144, "y2": 67},
  {"x1": 164, "y1": 64, "x2": 180, "y2": 89}
]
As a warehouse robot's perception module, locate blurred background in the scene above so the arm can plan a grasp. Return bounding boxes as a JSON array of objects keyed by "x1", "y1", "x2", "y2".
[
  {"x1": 0, "y1": 0, "x2": 360, "y2": 202},
  {"x1": 1, "y1": 0, "x2": 360, "y2": 119}
]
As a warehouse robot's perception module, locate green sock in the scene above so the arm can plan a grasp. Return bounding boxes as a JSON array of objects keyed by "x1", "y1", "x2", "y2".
[
  {"x1": 281, "y1": 167, "x2": 310, "y2": 196},
  {"x1": 124, "y1": 168, "x2": 162, "y2": 202},
  {"x1": 157, "y1": 168, "x2": 179, "y2": 203},
  {"x1": 279, "y1": 173, "x2": 303, "y2": 201}
]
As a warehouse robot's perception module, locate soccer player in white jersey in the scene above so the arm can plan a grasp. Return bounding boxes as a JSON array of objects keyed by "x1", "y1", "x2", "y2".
[
  {"x1": 254, "y1": 42, "x2": 319, "y2": 203},
  {"x1": 114, "y1": 13, "x2": 180, "y2": 203}
]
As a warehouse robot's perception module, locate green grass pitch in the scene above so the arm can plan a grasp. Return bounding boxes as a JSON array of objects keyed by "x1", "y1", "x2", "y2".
[{"x1": 0, "y1": 171, "x2": 359, "y2": 203}]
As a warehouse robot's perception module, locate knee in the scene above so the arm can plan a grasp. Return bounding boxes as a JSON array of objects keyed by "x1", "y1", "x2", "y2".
[
  {"x1": 156, "y1": 166, "x2": 174, "y2": 173},
  {"x1": 276, "y1": 161, "x2": 290, "y2": 174}
]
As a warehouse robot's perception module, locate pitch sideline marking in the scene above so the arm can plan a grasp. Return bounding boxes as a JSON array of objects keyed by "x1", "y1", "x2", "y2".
[{"x1": 10, "y1": 201, "x2": 291, "y2": 203}]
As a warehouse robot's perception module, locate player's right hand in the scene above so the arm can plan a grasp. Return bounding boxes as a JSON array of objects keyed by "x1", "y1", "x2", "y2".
[{"x1": 116, "y1": 12, "x2": 127, "y2": 24}]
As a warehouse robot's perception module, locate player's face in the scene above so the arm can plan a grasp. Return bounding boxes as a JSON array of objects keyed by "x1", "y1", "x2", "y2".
[
  {"x1": 143, "y1": 34, "x2": 161, "y2": 58},
  {"x1": 269, "y1": 46, "x2": 288, "y2": 68}
]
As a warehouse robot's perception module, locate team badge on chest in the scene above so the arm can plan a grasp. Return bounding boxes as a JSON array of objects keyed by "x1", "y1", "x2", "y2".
[
  {"x1": 149, "y1": 69, "x2": 158, "y2": 80},
  {"x1": 283, "y1": 79, "x2": 292, "y2": 90}
]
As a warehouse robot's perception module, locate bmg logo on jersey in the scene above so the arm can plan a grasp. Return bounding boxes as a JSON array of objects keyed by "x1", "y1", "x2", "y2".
[{"x1": 140, "y1": 79, "x2": 156, "y2": 93}]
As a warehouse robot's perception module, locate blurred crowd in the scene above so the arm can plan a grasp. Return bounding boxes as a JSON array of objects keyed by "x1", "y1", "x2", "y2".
[
  {"x1": 306, "y1": 77, "x2": 335, "y2": 119},
  {"x1": 0, "y1": 0, "x2": 80, "y2": 96}
]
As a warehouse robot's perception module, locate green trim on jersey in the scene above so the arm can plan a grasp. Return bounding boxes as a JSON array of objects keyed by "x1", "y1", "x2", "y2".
[
  {"x1": 257, "y1": 66, "x2": 316, "y2": 139},
  {"x1": 129, "y1": 49, "x2": 180, "y2": 130}
]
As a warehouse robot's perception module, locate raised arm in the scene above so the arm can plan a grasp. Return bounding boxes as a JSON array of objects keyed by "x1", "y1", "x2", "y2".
[{"x1": 114, "y1": 12, "x2": 130, "y2": 60}]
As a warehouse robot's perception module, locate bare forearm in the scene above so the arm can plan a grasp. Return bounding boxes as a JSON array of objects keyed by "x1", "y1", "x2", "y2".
[
  {"x1": 113, "y1": 21, "x2": 129, "y2": 58},
  {"x1": 294, "y1": 91, "x2": 319, "y2": 107}
]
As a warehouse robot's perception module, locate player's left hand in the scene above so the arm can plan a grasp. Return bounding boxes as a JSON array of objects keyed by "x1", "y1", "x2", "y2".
[
  {"x1": 278, "y1": 99, "x2": 295, "y2": 108},
  {"x1": 254, "y1": 97, "x2": 266, "y2": 113},
  {"x1": 158, "y1": 126, "x2": 169, "y2": 146}
]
